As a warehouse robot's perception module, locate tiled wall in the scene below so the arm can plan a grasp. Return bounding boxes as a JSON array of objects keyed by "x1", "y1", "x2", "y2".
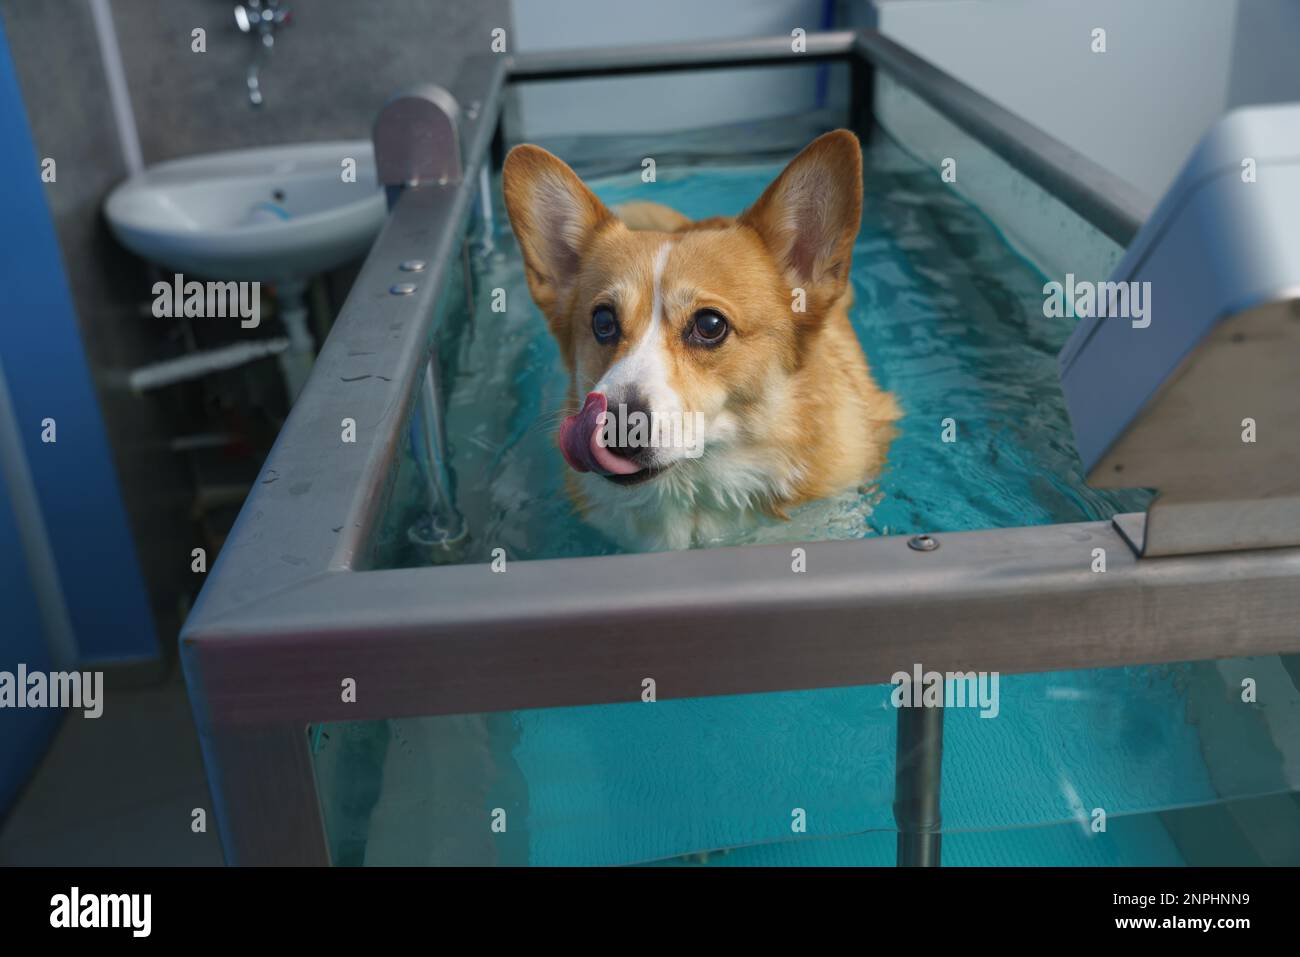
[{"x1": 112, "y1": 0, "x2": 511, "y2": 163}]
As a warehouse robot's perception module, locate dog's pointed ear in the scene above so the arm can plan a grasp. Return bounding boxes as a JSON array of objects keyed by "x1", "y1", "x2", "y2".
[
  {"x1": 740, "y1": 130, "x2": 862, "y2": 307},
  {"x1": 502, "y1": 145, "x2": 617, "y2": 318}
]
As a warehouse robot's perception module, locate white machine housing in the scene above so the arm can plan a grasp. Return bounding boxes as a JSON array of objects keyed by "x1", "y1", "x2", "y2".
[{"x1": 1060, "y1": 104, "x2": 1300, "y2": 556}]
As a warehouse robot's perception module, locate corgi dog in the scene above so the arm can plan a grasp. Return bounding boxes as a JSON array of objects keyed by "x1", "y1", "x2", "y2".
[{"x1": 502, "y1": 130, "x2": 901, "y2": 551}]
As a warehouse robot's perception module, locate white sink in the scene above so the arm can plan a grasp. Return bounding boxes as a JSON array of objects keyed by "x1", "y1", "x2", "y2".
[{"x1": 105, "y1": 140, "x2": 386, "y2": 283}]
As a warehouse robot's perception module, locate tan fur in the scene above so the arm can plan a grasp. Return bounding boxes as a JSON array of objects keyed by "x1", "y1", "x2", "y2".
[{"x1": 503, "y1": 131, "x2": 901, "y2": 548}]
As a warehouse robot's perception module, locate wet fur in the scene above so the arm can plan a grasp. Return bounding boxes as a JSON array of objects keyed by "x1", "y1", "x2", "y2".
[{"x1": 503, "y1": 131, "x2": 901, "y2": 551}]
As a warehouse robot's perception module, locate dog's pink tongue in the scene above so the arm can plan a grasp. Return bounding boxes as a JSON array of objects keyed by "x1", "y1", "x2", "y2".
[{"x1": 559, "y1": 392, "x2": 642, "y2": 475}]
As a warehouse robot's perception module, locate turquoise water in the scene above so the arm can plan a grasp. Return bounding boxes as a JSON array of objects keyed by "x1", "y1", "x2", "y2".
[
  {"x1": 371, "y1": 129, "x2": 1150, "y2": 569},
  {"x1": 326, "y1": 129, "x2": 1297, "y2": 867},
  {"x1": 311, "y1": 654, "x2": 1300, "y2": 865}
]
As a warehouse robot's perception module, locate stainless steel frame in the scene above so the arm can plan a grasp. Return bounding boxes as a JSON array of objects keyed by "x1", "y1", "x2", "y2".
[{"x1": 181, "y1": 31, "x2": 1300, "y2": 867}]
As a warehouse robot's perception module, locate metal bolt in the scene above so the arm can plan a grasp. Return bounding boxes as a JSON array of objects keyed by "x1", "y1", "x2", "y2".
[
  {"x1": 400, "y1": 260, "x2": 427, "y2": 273},
  {"x1": 390, "y1": 283, "x2": 417, "y2": 296},
  {"x1": 908, "y1": 534, "x2": 939, "y2": 552}
]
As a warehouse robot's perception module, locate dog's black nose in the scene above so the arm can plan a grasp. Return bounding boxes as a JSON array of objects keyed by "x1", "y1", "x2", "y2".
[{"x1": 600, "y1": 392, "x2": 654, "y2": 461}]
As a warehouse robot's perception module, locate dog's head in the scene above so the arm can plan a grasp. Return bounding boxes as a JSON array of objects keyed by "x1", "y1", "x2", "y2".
[{"x1": 502, "y1": 130, "x2": 863, "y2": 490}]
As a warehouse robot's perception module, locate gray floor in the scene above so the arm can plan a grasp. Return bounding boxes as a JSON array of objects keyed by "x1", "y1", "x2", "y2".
[{"x1": 0, "y1": 661, "x2": 223, "y2": 866}]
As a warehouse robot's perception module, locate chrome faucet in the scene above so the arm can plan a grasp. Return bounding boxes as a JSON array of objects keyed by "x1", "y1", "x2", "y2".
[{"x1": 234, "y1": 0, "x2": 291, "y2": 107}]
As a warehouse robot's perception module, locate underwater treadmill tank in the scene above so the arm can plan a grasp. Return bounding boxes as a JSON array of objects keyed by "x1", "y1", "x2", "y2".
[{"x1": 180, "y1": 33, "x2": 1300, "y2": 867}]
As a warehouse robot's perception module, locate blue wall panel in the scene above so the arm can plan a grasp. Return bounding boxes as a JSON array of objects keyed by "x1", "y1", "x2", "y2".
[
  {"x1": 0, "y1": 15, "x2": 157, "y2": 668},
  {"x1": 0, "y1": 464, "x2": 60, "y2": 818}
]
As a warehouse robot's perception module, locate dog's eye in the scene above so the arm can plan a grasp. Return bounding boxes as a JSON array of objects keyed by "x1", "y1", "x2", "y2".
[
  {"x1": 690, "y1": 310, "x2": 728, "y2": 345},
  {"x1": 591, "y1": 306, "x2": 619, "y2": 343}
]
